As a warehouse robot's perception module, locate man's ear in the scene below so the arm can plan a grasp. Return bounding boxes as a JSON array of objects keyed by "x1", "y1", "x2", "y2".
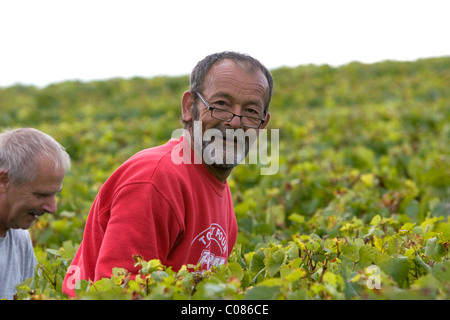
[
  {"x1": 181, "y1": 91, "x2": 195, "y2": 123},
  {"x1": 0, "y1": 170, "x2": 9, "y2": 193}
]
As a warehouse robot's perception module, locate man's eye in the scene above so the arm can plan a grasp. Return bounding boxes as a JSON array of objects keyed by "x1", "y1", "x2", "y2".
[
  {"x1": 214, "y1": 101, "x2": 228, "y2": 107},
  {"x1": 244, "y1": 108, "x2": 261, "y2": 117},
  {"x1": 35, "y1": 193, "x2": 52, "y2": 198}
]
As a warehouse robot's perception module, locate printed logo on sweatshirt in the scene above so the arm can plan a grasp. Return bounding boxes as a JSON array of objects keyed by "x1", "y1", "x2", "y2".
[{"x1": 191, "y1": 223, "x2": 228, "y2": 271}]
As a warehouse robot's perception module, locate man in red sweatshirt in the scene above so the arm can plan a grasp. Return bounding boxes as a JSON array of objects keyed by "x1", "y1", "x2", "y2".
[{"x1": 63, "y1": 52, "x2": 273, "y2": 297}]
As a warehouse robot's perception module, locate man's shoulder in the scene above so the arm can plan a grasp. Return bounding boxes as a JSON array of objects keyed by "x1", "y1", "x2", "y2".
[
  {"x1": 116, "y1": 139, "x2": 181, "y2": 175},
  {"x1": 129, "y1": 138, "x2": 180, "y2": 163},
  {"x1": 2, "y1": 229, "x2": 33, "y2": 251},
  {"x1": 101, "y1": 138, "x2": 187, "y2": 191}
]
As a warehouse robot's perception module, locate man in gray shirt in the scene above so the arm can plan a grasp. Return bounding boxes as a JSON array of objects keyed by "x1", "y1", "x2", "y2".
[
  {"x1": 0, "y1": 128, "x2": 70, "y2": 299},
  {"x1": 0, "y1": 229, "x2": 37, "y2": 299}
]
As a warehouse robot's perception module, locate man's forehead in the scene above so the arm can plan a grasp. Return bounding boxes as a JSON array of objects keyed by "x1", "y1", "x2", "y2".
[
  {"x1": 210, "y1": 59, "x2": 263, "y2": 76},
  {"x1": 206, "y1": 59, "x2": 269, "y2": 92}
]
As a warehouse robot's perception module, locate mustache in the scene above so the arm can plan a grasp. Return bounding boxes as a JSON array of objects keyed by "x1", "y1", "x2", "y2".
[
  {"x1": 209, "y1": 127, "x2": 256, "y2": 143},
  {"x1": 29, "y1": 209, "x2": 46, "y2": 216}
]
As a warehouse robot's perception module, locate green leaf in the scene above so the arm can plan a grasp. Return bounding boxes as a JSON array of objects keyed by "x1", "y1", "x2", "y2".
[
  {"x1": 431, "y1": 260, "x2": 450, "y2": 282},
  {"x1": 357, "y1": 245, "x2": 379, "y2": 267},
  {"x1": 225, "y1": 262, "x2": 244, "y2": 281},
  {"x1": 244, "y1": 285, "x2": 282, "y2": 300},
  {"x1": 379, "y1": 256, "x2": 411, "y2": 288},
  {"x1": 91, "y1": 278, "x2": 116, "y2": 292},
  {"x1": 74, "y1": 279, "x2": 91, "y2": 295},
  {"x1": 386, "y1": 234, "x2": 401, "y2": 255},
  {"x1": 249, "y1": 250, "x2": 266, "y2": 273},
  {"x1": 264, "y1": 249, "x2": 286, "y2": 276},
  {"x1": 288, "y1": 213, "x2": 305, "y2": 224},
  {"x1": 424, "y1": 237, "x2": 446, "y2": 261},
  {"x1": 370, "y1": 215, "x2": 381, "y2": 226}
]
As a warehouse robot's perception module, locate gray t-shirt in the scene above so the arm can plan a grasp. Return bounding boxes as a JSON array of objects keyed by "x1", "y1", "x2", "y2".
[{"x1": 0, "y1": 229, "x2": 37, "y2": 300}]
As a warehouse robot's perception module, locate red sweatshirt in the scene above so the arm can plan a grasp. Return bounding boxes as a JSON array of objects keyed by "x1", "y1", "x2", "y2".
[{"x1": 62, "y1": 136, "x2": 237, "y2": 297}]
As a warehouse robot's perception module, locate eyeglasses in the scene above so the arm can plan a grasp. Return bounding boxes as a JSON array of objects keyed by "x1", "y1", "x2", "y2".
[{"x1": 195, "y1": 92, "x2": 266, "y2": 129}]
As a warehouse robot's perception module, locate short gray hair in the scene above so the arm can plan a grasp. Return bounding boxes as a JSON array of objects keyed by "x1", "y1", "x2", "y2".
[{"x1": 0, "y1": 128, "x2": 71, "y2": 186}]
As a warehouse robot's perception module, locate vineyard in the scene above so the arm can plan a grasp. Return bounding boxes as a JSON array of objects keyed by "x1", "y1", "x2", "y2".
[{"x1": 1, "y1": 57, "x2": 449, "y2": 300}]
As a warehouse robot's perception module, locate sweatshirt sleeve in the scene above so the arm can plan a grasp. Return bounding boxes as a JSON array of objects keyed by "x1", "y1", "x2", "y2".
[{"x1": 93, "y1": 181, "x2": 183, "y2": 280}]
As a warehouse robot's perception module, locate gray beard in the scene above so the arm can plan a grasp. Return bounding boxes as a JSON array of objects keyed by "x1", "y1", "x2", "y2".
[
  {"x1": 196, "y1": 129, "x2": 250, "y2": 170},
  {"x1": 203, "y1": 140, "x2": 248, "y2": 170}
]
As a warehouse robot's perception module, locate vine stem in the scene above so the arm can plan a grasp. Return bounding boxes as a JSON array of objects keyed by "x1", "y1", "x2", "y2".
[
  {"x1": 249, "y1": 267, "x2": 267, "y2": 286},
  {"x1": 38, "y1": 265, "x2": 56, "y2": 288},
  {"x1": 318, "y1": 257, "x2": 329, "y2": 284}
]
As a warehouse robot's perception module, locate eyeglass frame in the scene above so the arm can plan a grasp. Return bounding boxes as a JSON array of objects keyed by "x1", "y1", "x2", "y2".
[{"x1": 194, "y1": 92, "x2": 267, "y2": 129}]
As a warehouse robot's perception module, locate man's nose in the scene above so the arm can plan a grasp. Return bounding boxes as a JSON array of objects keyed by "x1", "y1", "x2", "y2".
[
  {"x1": 42, "y1": 196, "x2": 57, "y2": 214},
  {"x1": 224, "y1": 107, "x2": 243, "y2": 129}
]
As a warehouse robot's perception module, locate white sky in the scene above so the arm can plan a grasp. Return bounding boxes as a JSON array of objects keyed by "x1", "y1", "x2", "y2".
[{"x1": 0, "y1": 0, "x2": 449, "y2": 88}]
